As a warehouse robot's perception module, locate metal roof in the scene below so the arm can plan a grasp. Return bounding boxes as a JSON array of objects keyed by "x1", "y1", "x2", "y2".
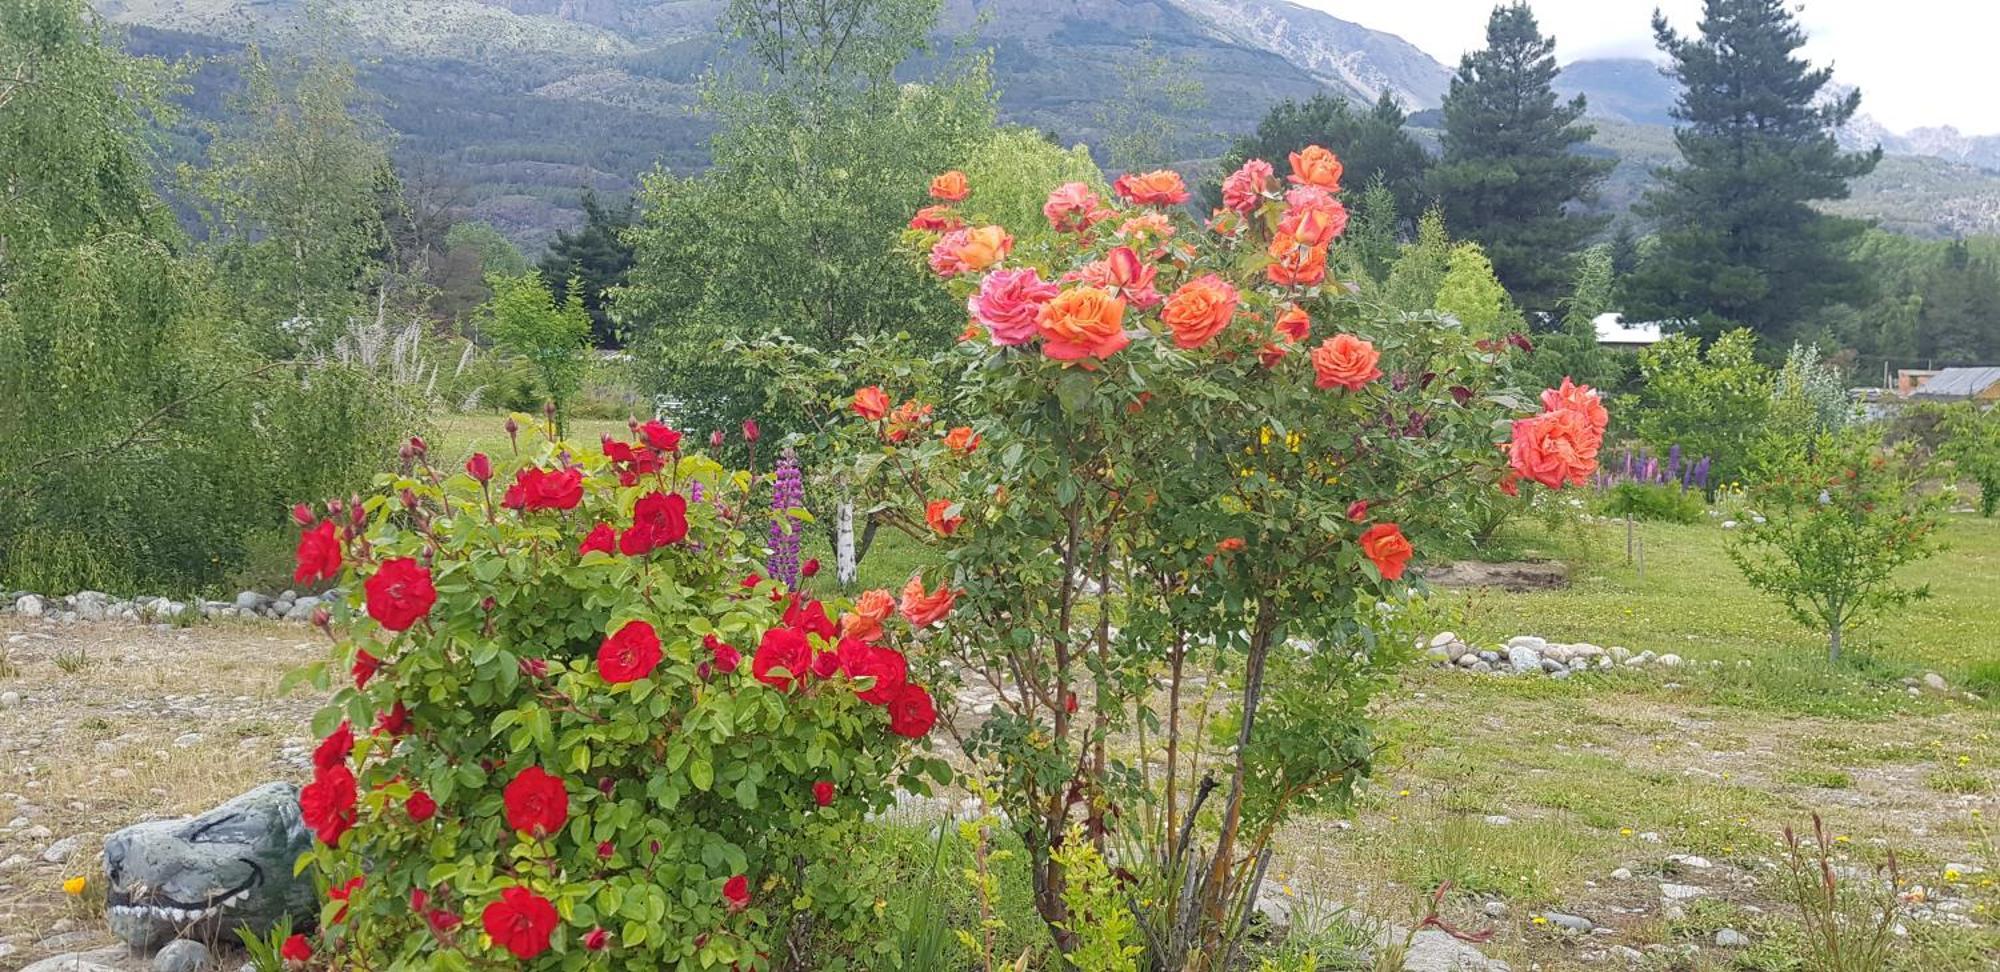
[
  {"x1": 1592, "y1": 313, "x2": 1665, "y2": 345},
  {"x1": 1910, "y1": 366, "x2": 2000, "y2": 399}
]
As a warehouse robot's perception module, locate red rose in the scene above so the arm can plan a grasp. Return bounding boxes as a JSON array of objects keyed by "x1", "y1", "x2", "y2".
[
  {"x1": 781, "y1": 596, "x2": 839, "y2": 641},
  {"x1": 583, "y1": 926, "x2": 611, "y2": 951},
  {"x1": 802, "y1": 558, "x2": 820, "y2": 578},
  {"x1": 838, "y1": 638, "x2": 908, "y2": 705},
  {"x1": 465, "y1": 452, "x2": 493, "y2": 483},
  {"x1": 598, "y1": 620, "x2": 663, "y2": 684},
  {"x1": 597, "y1": 840, "x2": 615, "y2": 860},
  {"x1": 742, "y1": 418, "x2": 761, "y2": 442},
  {"x1": 312, "y1": 722, "x2": 353, "y2": 772},
  {"x1": 481, "y1": 886, "x2": 558, "y2": 960},
  {"x1": 373, "y1": 701, "x2": 410, "y2": 736},
  {"x1": 886, "y1": 683, "x2": 937, "y2": 738},
  {"x1": 280, "y1": 934, "x2": 311, "y2": 963},
  {"x1": 503, "y1": 766, "x2": 569, "y2": 838},
  {"x1": 352, "y1": 649, "x2": 381, "y2": 689},
  {"x1": 811, "y1": 650, "x2": 843, "y2": 679},
  {"x1": 300, "y1": 764, "x2": 358, "y2": 845},
  {"x1": 426, "y1": 906, "x2": 462, "y2": 935},
  {"x1": 328, "y1": 876, "x2": 362, "y2": 924},
  {"x1": 722, "y1": 875, "x2": 751, "y2": 912},
  {"x1": 618, "y1": 491, "x2": 689, "y2": 555},
  {"x1": 406, "y1": 790, "x2": 436, "y2": 823},
  {"x1": 752, "y1": 626, "x2": 813, "y2": 692},
  {"x1": 579, "y1": 522, "x2": 616, "y2": 556},
  {"x1": 639, "y1": 420, "x2": 682, "y2": 452},
  {"x1": 503, "y1": 466, "x2": 584, "y2": 512},
  {"x1": 294, "y1": 520, "x2": 342, "y2": 585},
  {"x1": 363, "y1": 558, "x2": 436, "y2": 632},
  {"x1": 1358, "y1": 522, "x2": 1414, "y2": 581},
  {"x1": 704, "y1": 633, "x2": 742, "y2": 675},
  {"x1": 852, "y1": 386, "x2": 890, "y2": 421},
  {"x1": 813, "y1": 781, "x2": 835, "y2": 807}
]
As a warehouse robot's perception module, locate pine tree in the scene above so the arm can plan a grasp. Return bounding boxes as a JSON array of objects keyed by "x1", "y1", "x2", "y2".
[
  {"x1": 1207, "y1": 92, "x2": 1430, "y2": 221},
  {"x1": 1626, "y1": 0, "x2": 1881, "y2": 345},
  {"x1": 538, "y1": 190, "x2": 636, "y2": 348},
  {"x1": 1340, "y1": 175, "x2": 1402, "y2": 288},
  {"x1": 1427, "y1": 3, "x2": 1610, "y2": 315}
]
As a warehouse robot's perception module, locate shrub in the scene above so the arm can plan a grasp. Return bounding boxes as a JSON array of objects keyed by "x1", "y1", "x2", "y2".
[
  {"x1": 292, "y1": 423, "x2": 951, "y2": 968},
  {"x1": 478, "y1": 272, "x2": 592, "y2": 433},
  {"x1": 1597, "y1": 482, "x2": 1706, "y2": 524},
  {"x1": 1729, "y1": 427, "x2": 1946, "y2": 663},
  {"x1": 1936, "y1": 403, "x2": 2000, "y2": 517},
  {"x1": 804, "y1": 147, "x2": 1602, "y2": 963},
  {"x1": 1626, "y1": 329, "x2": 1771, "y2": 486}
]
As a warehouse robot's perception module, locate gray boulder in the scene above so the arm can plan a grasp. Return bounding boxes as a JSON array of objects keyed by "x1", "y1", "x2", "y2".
[
  {"x1": 154, "y1": 939, "x2": 212, "y2": 972},
  {"x1": 17, "y1": 593, "x2": 45, "y2": 617},
  {"x1": 103, "y1": 782, "x2": 315, "y2": 951}
]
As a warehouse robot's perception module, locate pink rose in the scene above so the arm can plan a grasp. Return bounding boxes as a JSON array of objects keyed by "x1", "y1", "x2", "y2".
[
  {"x1": 1221, "y1": 158, "x2": 1274, "y2": 213},
  {"x1": 968, "y1": 268, "x2": 1061, "y2": 346}
]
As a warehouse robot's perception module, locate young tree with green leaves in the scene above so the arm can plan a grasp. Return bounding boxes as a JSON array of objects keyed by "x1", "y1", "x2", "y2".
[
  {"x1": 1626, "y1": 329, "x2": 1772, "y2": 486},
  {"x1": 1513, "y1": 244, "x2": 1623, "y2": 394},
  {"x1": 1938, "y1": 404, "x2": 2000, "y2": 517},
  {"x1": 1432, "y1": 242, "x2": 1520, "y2": 337},
  {"x1": 1338, "y1": 175, "x2": 1402, "y2": 288},
  {"x1": 1626, "y1": 0, "x2": 1882, "y2": 344},
  {"x1": 536, "y1": 190, "x2": 635, "y2": 348},
  {"x1": 1383, "y1": 208, "x2": 1453, "y2": 313},
  {"x1": 480, "y1": 272, "x2": 592, "y2": 434},
  {"x1": 1095, "y1": 38, "x2": 1206, "y2": 172},
  {"x1": 1428, "y1": 3, "x2": 1610, "y2": 314}
]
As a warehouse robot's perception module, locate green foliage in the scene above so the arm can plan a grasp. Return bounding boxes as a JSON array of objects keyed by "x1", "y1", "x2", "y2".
[
  {"x1": 444, "y1": 222, "x2": 529, "y2": 278},
  {"x1": 1428, "y1": 3, "x2": 1612, "y2": 313},
  {"x1": 1627, "y1": 330, "x2": 1773, "y2": 485},
  {"x1": 1513, "y1": 245, "x2": 1625, "y2": 394},
  {"x1": 1431, "y1": 242, "x2": 1520, "y2": 337},
  {"x1": 300, "y1": 431, "x2": 952, "y2": 968},
  {"x1": 1209, "y1": 92, "x2": 1431, "y2": 221},
  {"x1": 1094, "y1": 38, "x2": 1206, "y2": 172},
  {"x1": 1937, "y1": 404, "x2": 2000, "y2": 517},
  {"x1": 1773, "y1": 343, "x2": 1856, "y2": 437},
  {"x1": 1050, "y1": 834, "x2": 1142, "y2": 972},
  {"x1": 1599, "y1": 482, "x2": 1706, "y2": 524},
  {"x1": 1339, "y1": 176, "x2": 1402, "y2": 289},
  {"x1": 535, "y1": 191, "x2": 635, "y2": 348},
  {"x1": 956, "y1": 129, "x2": 1107, "y2": 250},
  {"x1": 1777, "y1": 817, "x2": 1904, "y2": 972},
  {"x1": 1730, "y1": 427, "x2": 1946, "y2": 662},
  {"x1": 479, "y1": 272, "x2": 592, "y2": 433},
  {"x1": 186, "y1": 46, "x2": 390, "y2": 351},
  {"x1": 618, "y1": 0, "x2": 994, "y2": 439},
  {"x1": 1627, "y1": 0, "x2": 1881, "y2": 343},
  {"x1": 1383, "y1": 209, "x2": 1452, "y2": 313}
]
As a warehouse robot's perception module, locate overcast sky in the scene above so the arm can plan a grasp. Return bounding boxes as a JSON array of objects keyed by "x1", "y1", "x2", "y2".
[{"x1": 1299, "y1": 0, "x2": 1997, "y2": 135}]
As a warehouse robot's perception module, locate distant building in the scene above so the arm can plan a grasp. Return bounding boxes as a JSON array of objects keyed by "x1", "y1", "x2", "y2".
[
  {"x1": 1895, "y1": 369, "x2": 1940, "y2": 397},
  {"x1": 1905, "y1": 366, "x2": 2000, "y2": 403},
  {"x1": 1592, "y1": 313, "x2": 1666, "y2": 350}
]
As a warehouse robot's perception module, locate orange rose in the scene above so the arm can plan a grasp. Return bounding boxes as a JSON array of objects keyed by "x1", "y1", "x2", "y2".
[
  {"x1": 909, "y1": 204, "x2": 963, "y2": 232},
  {"x1": 1037, "y1": 288, "x2": 1129, "y2": 362},
  {"x1": 955, "y1": 225, "x2": 1012, "y2": 272},
  {"x1": 1287, "y1": 145, "x2": 1344, "y2": 191},
  {"x1": 1509, "y1": 407, "x2": 1600, "y2": 489},
  {"x1": 1216, "y1": 537, "x2": 1246, "y2": 553},
  {"x1": 1310, "y1": 334, "x2": 1382, "y2": 391},
  {"x1": 1275, "y1": 305, "x2": 1311, "y2": 343},
  {"x1": 925, "y1": 499, "x2": 963, "y2": 536},
  {"x1": 1160, "y1": 274, "x2": 1240, "y2": 350},
  {"x1": 1113, "y1": 169, "x2": 1191, "y2": 206},
  {"x1": 1265, "y1": 234, "x2": 1328, "y2": 287},
  {"x1": 929, "y1": 170, "x2": 969, "y2": 201},
  {"x1": 943, "y1": 426, "x2": 981, "y2": 456},
  {"x1": 885, "y1": 400, "x2": 933, "y2": 444},
  {"x1": 1539, "y1": 378, "x2": 1609, "y2": 440},
  {"x1": 841, "y1": 589, "x2": 896, "y2": 643},
  {"x1": 852, "y1": 386, "x2": 890, "y2": 421},
  {"x1": 900, "y1": 575, "x2": 957, "y2": 627},
  {"x1": 1358, "y1": 522, "x2": 1413, "y2": 580}
]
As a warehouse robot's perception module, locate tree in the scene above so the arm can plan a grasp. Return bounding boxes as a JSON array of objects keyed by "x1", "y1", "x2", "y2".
[
  {"x1": 1383, "y1": 208, "x2": 1452, "y2": 313},
  {"x1": 1432, "y1": 242, "x2": 1520, "y2": 336},
  {"x1": 956, "y1": 128, "x2": 1107, "y2": 250},
  {"x1": 1938, "y1": 404, "x2": 2000, "y2": 517},
  {"x1": 1730, "y1": 426, "x2": 1944, "y2": 663},
  {"x1": 187, "y1": 45, "x2": 391, "y2": 351},
  {"x1": 1514, "y1": 244, "x2": 1624, "y2": 394},
  {"x1": 1427, "y1": 3, "x2": 1611, "y2": 315},
  {"x1": 1095, "y1": 39, "x2": 1206, "y2": 172},
  {"x1": 479, "y1": 272, "x2": 592, "y2": 434},
  {"x1": 536, "y1": 190, "x2": 635, "y2": 348},
  {"x1": 1626, "y1": 0, "x2": 1882, "y2": 344},
  {"x1": 1626, "y1": 329, "x2": 1772, "y2": 486},
  {"x1": 617, "y1": 0, "x2": 993, "y2": 438},
  {"x1": 1913, "y1": 241, "x2": 2000, "y2": 365},
  {"x1": 1339, "y1": 175, "x2": 1402, "y2": 288},
  {"x1": 1208, "y1": 92, "x2": 1431, "y2": 221}
]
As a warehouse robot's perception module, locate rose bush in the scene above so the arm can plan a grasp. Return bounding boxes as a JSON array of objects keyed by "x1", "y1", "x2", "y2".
[
  {"x1": 289, "y1": 422, "x2": 950, "y2": 969},
  {"x1": 785, "y1": 146, "x2": 1603, "y2": 964}
]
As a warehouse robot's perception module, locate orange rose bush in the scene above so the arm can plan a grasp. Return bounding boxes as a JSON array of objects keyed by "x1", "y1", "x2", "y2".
[
  {"x1": 814, "y1": 147, "x2": 1607, "y2": 964},
  {"x1": 288, "y1": 421, "x2": 949, "y2": 969}
]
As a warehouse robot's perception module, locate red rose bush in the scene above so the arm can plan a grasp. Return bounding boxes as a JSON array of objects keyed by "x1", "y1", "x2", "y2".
[
  {"x1": 801, "y1": 146, "x2": 1603, "y2": 960},
  {"x1": 288, "y1": 427, "x2": 947, "y2": 968}
]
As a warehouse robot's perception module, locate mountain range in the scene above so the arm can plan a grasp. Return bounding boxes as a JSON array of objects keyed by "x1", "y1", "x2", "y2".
[{"x1": 88, "y1": 1, "x2": 2000, "y2": 248}]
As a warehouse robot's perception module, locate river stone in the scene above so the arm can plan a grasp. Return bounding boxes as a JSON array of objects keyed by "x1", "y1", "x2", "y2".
[
  {"x1": 1506, "y1": 642, "x2": 1542, "y2": 674},
  {"x1": 1544, "y1": 911, "x2": 1594, "y2": 933},
  {"x1": 20, "y1": 953, "x2": 126, "y2": 972},
  {"x1": 1715, "y1": 928, "x2": 1750, "y2": 947},
  {"x1": 17, "y1": 594, "x2": 44, "y2": 617},
  {"x1": 154, "y1": 939, "x2": 211, "y2": 972},
  {"x1": 103, "y1": 782, "x2": 315, "y2": 951}
]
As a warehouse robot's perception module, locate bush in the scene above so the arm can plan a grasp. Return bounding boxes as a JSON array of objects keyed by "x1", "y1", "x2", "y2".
[
  {"x1": 1937, "y1": 404, "x2": 2000, "y2": 516},
  {"x1": 1597, "y1": 482, "x2": 1706, "y2": 524},
  {"x1": 1625, "y1": 329, "x2": 1771, "y2": 486},
  {"x1": 293, "y1": 424, "x2": 952, "y2": 968}
]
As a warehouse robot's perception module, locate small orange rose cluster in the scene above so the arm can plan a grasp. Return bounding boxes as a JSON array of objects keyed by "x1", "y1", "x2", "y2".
[{"x1": 1508, "y1": 378, "x2": 1609, "y2": 490}]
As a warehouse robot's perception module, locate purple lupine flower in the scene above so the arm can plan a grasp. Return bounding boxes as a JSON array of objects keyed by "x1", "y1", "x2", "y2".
[
  {"x1": 689, "y1": 480, "x2": 706, "y2": 505},
  {"x1": 1667, "y1": 444, "x2": 1682, "y2": 481},
  {"x1": 766, "y1": 447, "x2": 805, "y2": 588}
]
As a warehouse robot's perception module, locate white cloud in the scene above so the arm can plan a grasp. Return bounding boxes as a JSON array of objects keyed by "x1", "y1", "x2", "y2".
[{"x1": 1297, "y1": 0, "x2": 2000, "y2": 134}]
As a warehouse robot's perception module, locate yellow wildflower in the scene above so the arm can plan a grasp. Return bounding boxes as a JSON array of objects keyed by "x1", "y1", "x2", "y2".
[{"x1": 62, "y1": 876, "x2": 86, "y2": 896}]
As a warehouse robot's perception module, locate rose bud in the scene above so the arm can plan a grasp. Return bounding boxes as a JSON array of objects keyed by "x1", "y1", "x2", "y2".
[
  {"x1": 544, "y1": 400, "x2": 557, "y2": 420},
  {"x1": 583, "y1": 927, "x2": 610, "y2": 951},
  {"x1": 328, "y1": 497, "x2": 345, "y2": 517},
  {"x1": 802, "y1": 558, "x2": 820, "y2": 578},
  {"x1": 311, "y1": 606, "x2": 331, "y2": 631},
  {"x1": 400, "y1": 488, "x2": 419, "y2": 511},
  {"x1": 710, "y1": 429, "x2": 725, "y2": 449},
  {"x1": 409, "y1": 435, "x2": 428, "y2": 456},
  {"x1": 291, "y1": 503, "x2": 315, "y2": 526},
  {"x1": 813, "y1": 781, "x2": 835, "y2": 806},
  {"x1": 398, "y1": 440, "x2": 414, "y2": 463},
  {"x1": 465, "y1": 452, "x2": 492, "y2": 483},
  {"x1": 481, "y1": 596, "x2": 497, "y2": 613},
  {"x1": 410, "y1": 888, "x2": 430, "y2": 911},
  {"x1": 597, "y1": 840, "x2": 614, "y2": 860},
  {"x1": 518, "y1": 657, "x2": 549, "y2": 678},
  {"x1": 742, "y1": 419, "x2": 761, "y2": 443},
  {"x1": 504, "y1": 416, "x2": 520, "y2": 444},
  {"x1": 1347, "y1": 500, "x2": 1369, "y2": 522}
]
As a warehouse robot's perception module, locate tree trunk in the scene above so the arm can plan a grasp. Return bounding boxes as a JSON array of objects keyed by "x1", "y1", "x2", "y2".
[
  {"x1": 1828, "y1": 624, "x2": 1841, "y2": 665},
  {"x1": 835, "y1": 498, "x2": 856, "y2": 587}
]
